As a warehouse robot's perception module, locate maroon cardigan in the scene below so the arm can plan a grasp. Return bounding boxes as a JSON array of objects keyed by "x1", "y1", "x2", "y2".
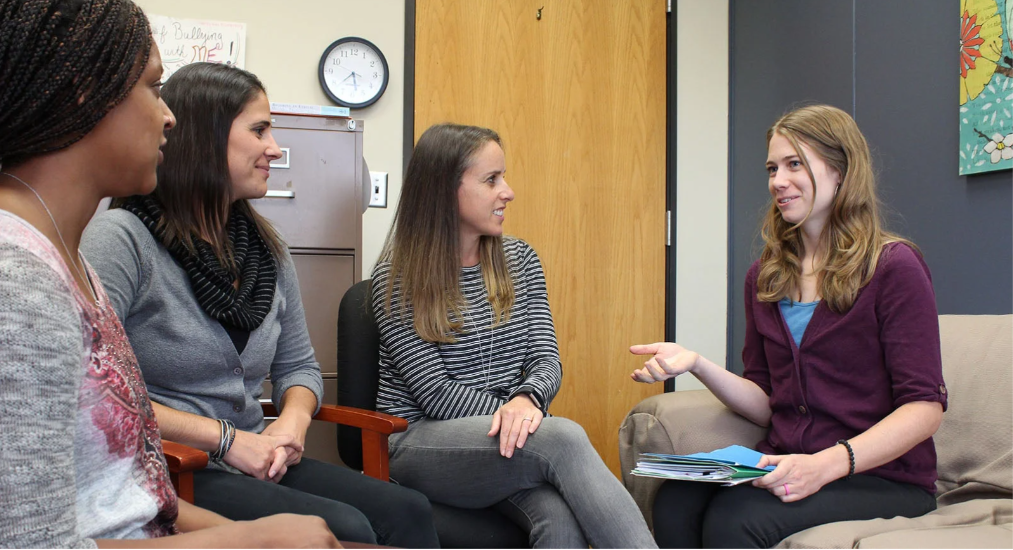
[{"x1": 742, "y1": 243, "x2": 948, "y2": 494}]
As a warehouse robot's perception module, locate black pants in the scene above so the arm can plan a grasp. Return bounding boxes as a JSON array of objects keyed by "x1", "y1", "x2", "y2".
[
  {"x1": 193, "y1": 458, "x2": 440, "y2": 547},
  {"x1": 652, "y1": 475, "x2": 936, "y2": 548}
]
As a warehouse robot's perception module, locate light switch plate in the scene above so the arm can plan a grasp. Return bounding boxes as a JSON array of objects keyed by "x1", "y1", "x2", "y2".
[{"x1": 369, "y1": 172, "x2": 388, "y2": 208}]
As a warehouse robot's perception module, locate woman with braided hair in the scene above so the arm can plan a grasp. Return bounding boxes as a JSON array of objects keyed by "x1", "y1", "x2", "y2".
[
  {"x1": 0, "y1": 1, "x2": 338, "y2": 547},
  {"x1": 81, "y1": 61, "x2": 440, "y2": 548}
]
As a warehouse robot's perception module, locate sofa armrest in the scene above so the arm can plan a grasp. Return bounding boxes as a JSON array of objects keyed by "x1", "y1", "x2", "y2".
[
  {"x1": 619, "y1": 389, "x2": 768, "y2": 528},
  {"x1": 777, "y1": 498, "x2": 1013, "y2": 549}
]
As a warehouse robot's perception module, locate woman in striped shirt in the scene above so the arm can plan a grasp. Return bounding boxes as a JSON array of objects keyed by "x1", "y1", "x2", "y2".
[{"x1": 372, "y1": 123, "x2": 657, "y2": 548}]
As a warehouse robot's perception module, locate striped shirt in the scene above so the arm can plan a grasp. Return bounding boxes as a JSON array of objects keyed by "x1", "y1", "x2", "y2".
[{"x1": 372, "y1": 238, "x2": 562, "y2": 423}]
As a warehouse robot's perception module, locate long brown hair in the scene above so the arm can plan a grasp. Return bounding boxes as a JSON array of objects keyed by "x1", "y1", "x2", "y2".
[
  {"x1": 757, "y1": 104, "x2": 915, "y2": 312},
  {"x1": 378, "y1": 123, "x2": 514, "y2": 343},
  {"x1": 112, "y1": 63, "x2": 285, "y2": 268}
]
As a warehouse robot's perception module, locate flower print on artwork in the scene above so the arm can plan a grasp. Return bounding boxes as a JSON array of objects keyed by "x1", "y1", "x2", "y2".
[{"x1": 984, "y1": 132, "x2": 1013, "y2": 162}]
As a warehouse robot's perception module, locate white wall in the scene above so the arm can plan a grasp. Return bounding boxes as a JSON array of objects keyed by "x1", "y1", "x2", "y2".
[
  {"x1": 135, "y1": 0, "x2": 404, "y2": 278},
  {"x1": 675, "y1": 0, "x2": 730, "y2": 390}
]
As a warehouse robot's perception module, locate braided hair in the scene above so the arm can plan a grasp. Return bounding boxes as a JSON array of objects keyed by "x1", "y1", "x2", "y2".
[{"x1": 0, "y1": 0, "x2": 152, "y2": 165}]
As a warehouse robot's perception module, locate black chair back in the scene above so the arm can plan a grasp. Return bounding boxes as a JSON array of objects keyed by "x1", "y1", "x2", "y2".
[
  {"x1": 336, "y1": 279, "x2": 379, "y2": 471},
  {"x1": 335, "y1": 279, "x2": 529, "y2": 548}
]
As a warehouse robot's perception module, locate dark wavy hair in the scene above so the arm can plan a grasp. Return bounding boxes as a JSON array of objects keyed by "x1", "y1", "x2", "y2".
[
  {"x1": 114, "y1": 62, "x2": 285, "y2": 265},
  {"x1": 0, "y1": 0, "x2": 152, "y2": 166}
]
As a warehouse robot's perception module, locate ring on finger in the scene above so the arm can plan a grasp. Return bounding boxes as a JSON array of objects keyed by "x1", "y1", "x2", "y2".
[
  {"x1": 783, "y1": 484, "x2": 790, "y2": 496},
  {"x1": 522, "y1": 417, "x2": 533, "y2": 422}
]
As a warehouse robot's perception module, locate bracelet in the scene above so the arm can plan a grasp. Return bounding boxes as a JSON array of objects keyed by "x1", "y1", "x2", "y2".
[
  {"x1": 222, "y1": 419, "x2": 237, "y2": 458},
  {"x1": 837, "y1": 439, "x2": 855, "y2": 479},
  {"x1": 211, "y1": 419, "x2": 227, "y2": 460},
  {"x1": 211, "y1": 419, "x2": 237, "y2": 461},
  {"x1": 222, "y1": 421, "x2": 236, "y2": 459}
]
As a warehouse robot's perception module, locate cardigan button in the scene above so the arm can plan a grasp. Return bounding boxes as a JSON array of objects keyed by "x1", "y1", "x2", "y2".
[
  {"x1": 233, "y1": 367, "x2": 243, "y2": 375},
  {"x1": 939, "y1": 384, "x2": 947, "y2": 395},
  {"x1": 233, "y1": 404, "x2": 242, "y2": 413},
  {"x1": 798, "y1": 405, "x2": 807, "y2": 414}
]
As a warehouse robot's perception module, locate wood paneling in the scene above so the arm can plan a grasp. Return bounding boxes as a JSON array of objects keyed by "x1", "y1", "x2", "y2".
[{"x1": 415, "y1": 0, "x2": 666, "y2": 476}]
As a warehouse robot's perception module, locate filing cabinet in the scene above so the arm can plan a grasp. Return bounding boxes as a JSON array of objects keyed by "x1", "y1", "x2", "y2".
[{"x1": 253, "y1": 113, "x2": 364, "y2": 466}]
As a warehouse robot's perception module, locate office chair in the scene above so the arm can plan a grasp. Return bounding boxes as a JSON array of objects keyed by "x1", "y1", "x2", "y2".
[{"x1": 337, "y1": 279, "x2": 529, "y2": 549}]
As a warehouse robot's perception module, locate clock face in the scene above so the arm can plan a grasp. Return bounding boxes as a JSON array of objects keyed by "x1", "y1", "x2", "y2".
[{"x1": 319, "y1": 37, "x2": 389, "y2": 109}]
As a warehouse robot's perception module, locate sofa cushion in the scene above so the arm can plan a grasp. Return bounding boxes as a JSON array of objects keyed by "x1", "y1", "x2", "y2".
[
  {"x1": 934, "y1": 315, "x2": 1013, "y2": 504},
  {"x1": 777, "y1": 498, "x2": 1012, "y2": 549},
  {"x1": 856, "y1": 524, "x2": 1012, "y2": 549}
]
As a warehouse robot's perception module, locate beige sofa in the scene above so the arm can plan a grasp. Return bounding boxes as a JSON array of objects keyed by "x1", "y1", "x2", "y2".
[{"x1": 619, "y1": 315, "x2": 1012, "y2": 548}]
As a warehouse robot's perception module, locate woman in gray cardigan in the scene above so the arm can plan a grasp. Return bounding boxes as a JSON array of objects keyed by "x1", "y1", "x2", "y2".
[{"x1": 82, "y1": 62, "x2": 438, "y2": 548}]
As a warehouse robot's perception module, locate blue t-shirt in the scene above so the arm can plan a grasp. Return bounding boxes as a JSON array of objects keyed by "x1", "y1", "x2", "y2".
[{"x1": 778, "y1": 297, "x2": 819, "y2": 346}]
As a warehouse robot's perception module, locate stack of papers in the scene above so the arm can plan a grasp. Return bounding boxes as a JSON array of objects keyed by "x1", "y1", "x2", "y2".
[{"x1": 632, "y1": 445, "x2": 774, "y2": 486}]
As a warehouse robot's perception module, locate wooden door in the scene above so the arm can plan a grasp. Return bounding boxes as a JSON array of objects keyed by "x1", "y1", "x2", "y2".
[{"x1": 415, "y1": 0, "x2": 666, "y2": 476}]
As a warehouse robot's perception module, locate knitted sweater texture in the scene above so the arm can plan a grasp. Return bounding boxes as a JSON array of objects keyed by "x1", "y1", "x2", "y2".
[{"x1": 0, "y1": 210, "x2": 177, "y2": 547}]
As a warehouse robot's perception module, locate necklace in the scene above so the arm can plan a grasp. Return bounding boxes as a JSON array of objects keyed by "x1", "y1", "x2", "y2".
[
  {"x1": 463, "y1": 300, "x2": 495, "y2": 391},
  {"x1": 1, "y1": 172, "x2": 98, "y2": 304}
]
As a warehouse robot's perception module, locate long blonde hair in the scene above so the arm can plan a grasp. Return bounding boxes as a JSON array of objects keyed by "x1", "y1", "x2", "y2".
[
  {"x1": 378, "y1": 123, "x2": 514, "y2": 343},
  {"x1": 757, "y1": 104, "x2": 915, "y2": 312}
]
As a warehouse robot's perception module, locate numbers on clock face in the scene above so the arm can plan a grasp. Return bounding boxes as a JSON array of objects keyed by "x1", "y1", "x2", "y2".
[{"x1": 322, "y1": 42, "x2": 385, "y2": 104}]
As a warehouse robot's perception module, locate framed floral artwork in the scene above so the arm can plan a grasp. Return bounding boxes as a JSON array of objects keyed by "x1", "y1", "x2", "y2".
[{"x1": 959, "y1": 0, "x2": 1013, "y2": 175}]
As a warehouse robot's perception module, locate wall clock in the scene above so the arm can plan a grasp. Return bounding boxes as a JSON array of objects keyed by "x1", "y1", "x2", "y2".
[{"x1": 318, "y1": 37, "x2": 389, "y2": 109}]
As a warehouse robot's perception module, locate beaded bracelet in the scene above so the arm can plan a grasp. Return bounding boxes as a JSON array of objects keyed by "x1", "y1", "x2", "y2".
[{"x1": 837, "y1": 439, "x2": 855, "y2": 479}]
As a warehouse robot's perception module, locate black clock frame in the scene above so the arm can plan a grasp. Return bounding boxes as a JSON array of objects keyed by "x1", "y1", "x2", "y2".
[{"x1": 318, "y1": 36, "x2": 390, "y2": 109}]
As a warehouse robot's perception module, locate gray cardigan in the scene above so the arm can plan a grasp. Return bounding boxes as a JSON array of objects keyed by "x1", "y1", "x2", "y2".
[{"x1": 81, "y1": 209, "x2": 323, "y2": 434}]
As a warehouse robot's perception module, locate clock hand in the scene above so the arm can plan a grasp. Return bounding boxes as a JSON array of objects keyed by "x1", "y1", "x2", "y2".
[{"x1": 339, "y1": 71, "x2": 360, "y2": 91}]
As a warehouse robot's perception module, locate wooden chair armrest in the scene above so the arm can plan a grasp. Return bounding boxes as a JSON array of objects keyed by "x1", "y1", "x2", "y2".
[
  {"x1": 162, "y1": 440, "x2": 208, "y2": 504},
  {"x1": 261, "y1": 403, "x2": 408, "y2": 434},
  {"x1": 163, "y1": 440, "x2": 210, "y2": 471},
  {"x1": 260, "y1": 402, "x2": 407, "y2": 482}
]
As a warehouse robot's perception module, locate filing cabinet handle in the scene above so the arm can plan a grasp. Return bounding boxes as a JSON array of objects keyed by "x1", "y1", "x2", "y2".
[
  {"x1": 269, "y1": 147, "x2": 291, "y2": 169},
  {"x1": 264, "y1": 190, "x2": 295, "y2": 199},
  {"x1": 260, "y1": 398, "x2": 279, "y2": 420}
]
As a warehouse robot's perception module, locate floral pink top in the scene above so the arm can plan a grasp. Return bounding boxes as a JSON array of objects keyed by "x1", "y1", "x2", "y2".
[{"x1": 0, "y1": 210, "x2": 177, "y2": 547}]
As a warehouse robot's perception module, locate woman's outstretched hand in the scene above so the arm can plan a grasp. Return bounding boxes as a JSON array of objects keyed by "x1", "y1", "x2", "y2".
[
  {"x1": 488, "y1": 394, "x2": 543, "y2": 458},
  {"x1": 629, "y1": 342, "x2": 700, "y2": 383}
]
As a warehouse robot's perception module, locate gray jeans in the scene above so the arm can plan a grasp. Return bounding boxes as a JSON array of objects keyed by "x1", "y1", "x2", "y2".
[{"x1": 389, "y1": 415, "x2": 658, "y2": 549}]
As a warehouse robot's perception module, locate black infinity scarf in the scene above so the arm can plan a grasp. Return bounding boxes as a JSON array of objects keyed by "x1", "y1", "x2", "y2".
[{"x1": 121, "y1": 195, "x2": 277, "y2": 331}]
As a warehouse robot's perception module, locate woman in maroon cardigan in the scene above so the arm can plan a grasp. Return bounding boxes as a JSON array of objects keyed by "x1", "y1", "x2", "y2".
[{"x1": 630, "y1": 104, "x2": 947, "y2": 548}]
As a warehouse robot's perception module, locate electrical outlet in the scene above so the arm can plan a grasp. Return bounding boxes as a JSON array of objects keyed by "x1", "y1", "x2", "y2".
[{"x1": 369, "y1": 172, "x2": 388, "y2": 208}]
